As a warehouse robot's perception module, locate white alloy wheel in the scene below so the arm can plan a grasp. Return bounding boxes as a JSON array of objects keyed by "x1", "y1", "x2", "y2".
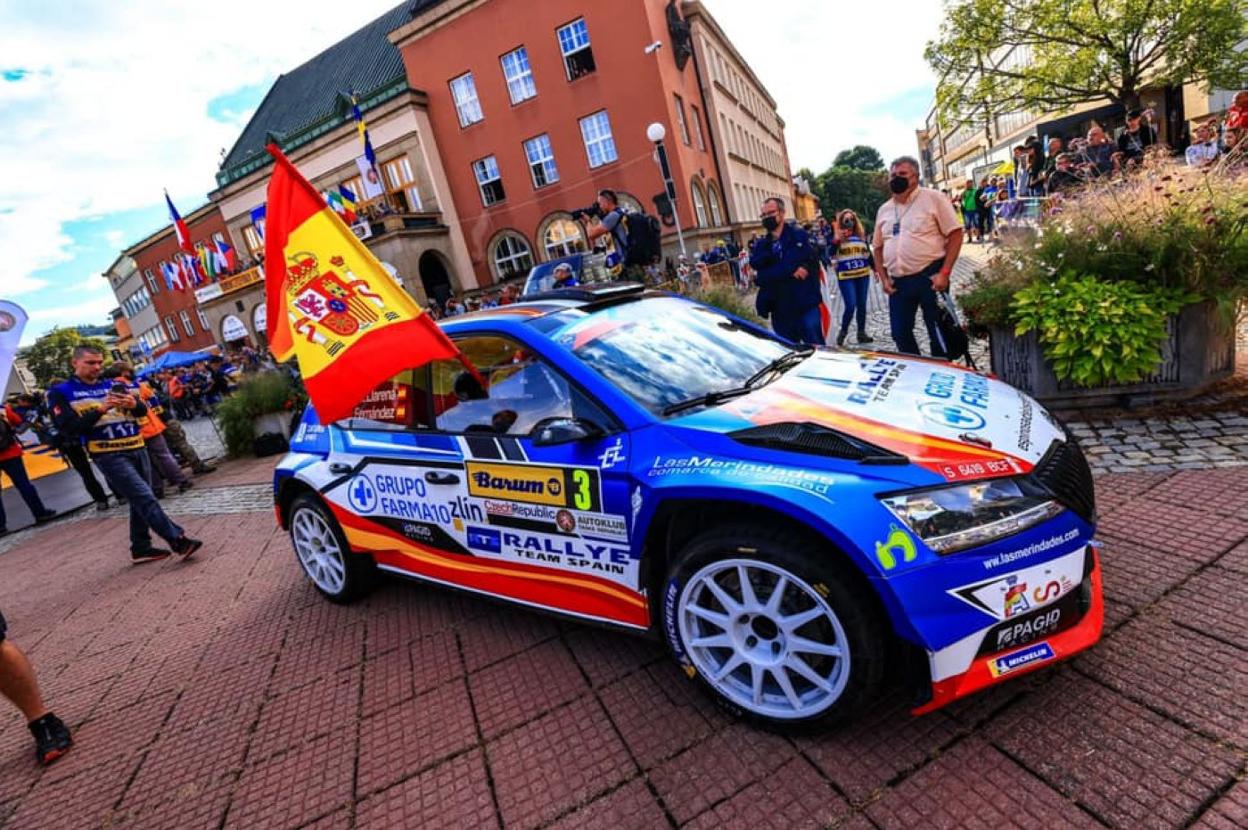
[
  {"x1": 292, "y1": 505, "x2": 348, "y2": 595},
  {"x1": 677, "y1": 558, "x2": 851, "y2": 720}
]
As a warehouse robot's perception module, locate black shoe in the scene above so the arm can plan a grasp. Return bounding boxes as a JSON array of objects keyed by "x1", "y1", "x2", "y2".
[
  {"x1": 34, "y1": 511, "x2": 58, "y2": 525},
  {"x1": 29, "y1": 713, "x2": 72, "y2": 766},
  {"x1": 177, "y1": 480, "x2": 194, "y2": 493},
  {"x1": 115, "y1": 496, "x2": 127, "y2": 506},
  {"x1": 130, "y1": 548, "x2": 172, "y2": 565},
  {"x1": 172, "y1": 536, "x2": 203, "y2": 559},
  {"x1": 835, "y1": 331, "x2": 847, "y2": 347},
  {"x1": 857, "y1": 332, "x2": 874, "y2": 344},
  {"x1": 96, "y1": 500, "x2": 110, "y2": 512}
]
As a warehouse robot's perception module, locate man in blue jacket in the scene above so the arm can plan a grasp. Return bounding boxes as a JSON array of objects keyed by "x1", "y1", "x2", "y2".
[{"x1": 749, "y1": 197, "x2": 824, "y2": 345}]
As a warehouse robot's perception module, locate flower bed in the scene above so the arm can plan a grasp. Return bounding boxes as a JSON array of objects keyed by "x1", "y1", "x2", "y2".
[{"x1": 961, "y1": 160, "x2": 1245, "y2": 406}]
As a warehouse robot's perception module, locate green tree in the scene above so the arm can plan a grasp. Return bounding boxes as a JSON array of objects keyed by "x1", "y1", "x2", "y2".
[
  {"x1": 831, "y1": 146, "x2": 885, "y2": 171},
  {"x1": 811, "y1": 168, "x2": 888, "y2": 233},
  {"x1": 25, "y1": 328, "x2": 107, "y2": 388},
  {"x1": 926, "y1": 0, "x2": 1248, "y2": 130}
]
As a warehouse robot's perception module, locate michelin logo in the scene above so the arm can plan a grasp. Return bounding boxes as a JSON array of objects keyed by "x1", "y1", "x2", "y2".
[{"x1": 989, "y1": 642, "x2": 1055, "y2": 677}]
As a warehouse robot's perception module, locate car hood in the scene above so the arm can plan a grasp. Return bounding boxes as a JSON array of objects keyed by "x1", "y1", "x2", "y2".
[{"x1": 674, "y1": 350, "x2": 1065, "y2": 483}]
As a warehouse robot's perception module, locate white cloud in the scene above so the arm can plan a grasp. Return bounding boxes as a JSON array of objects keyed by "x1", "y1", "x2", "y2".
[
  {"x1": 26, "y1": 294, "x2": 116, "y2": 328},
  {"x1": 703, "y1": 0, "x2": 942, "y2": 172},
  {"x1": 0, "y1": 0, "x2": 410, "y2": 307}
]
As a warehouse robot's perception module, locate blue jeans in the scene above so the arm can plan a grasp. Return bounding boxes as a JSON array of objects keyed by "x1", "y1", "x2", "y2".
[
  {"x1": 773, "y1": 305, "x2": 825, "y2": 346},
  {"x1": 93, "y1": 449, "x2": 184, "y2": 554},
  {"x1": 0, "y1": 456, "x2": 50, "y2": 529},
  {"x1": 888, "y1": 273, "x2": 947, "y2": 358},
  {"x1": 837, "y1": 277, "x2": 870, "y2": 338}
]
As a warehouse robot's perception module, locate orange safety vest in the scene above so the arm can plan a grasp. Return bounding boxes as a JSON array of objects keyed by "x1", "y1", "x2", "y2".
[{"x1": 137, "y1": 383, "x2": 166, "y2": 439}]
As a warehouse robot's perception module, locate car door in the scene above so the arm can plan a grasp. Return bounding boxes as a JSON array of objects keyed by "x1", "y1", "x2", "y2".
[{"x1": 427, "y1": 333, "x2": 646, "y2": 629}]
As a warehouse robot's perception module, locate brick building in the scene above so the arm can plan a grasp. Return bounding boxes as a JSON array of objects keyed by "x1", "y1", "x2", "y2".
[
  {"x1": 390, "y1": 0, "x2": 779, "y2": 285},
  {"x1": 121, "y1": 201, "x2": 224, "y2": 354}
]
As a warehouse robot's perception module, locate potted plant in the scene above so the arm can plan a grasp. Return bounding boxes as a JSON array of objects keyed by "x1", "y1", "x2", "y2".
[
  {"x1": 215, "y1": 371, "x2": 306, "y2": 457},
  {"x1": 960, "y1": 156, "x2": 1246, "y2": 407}
]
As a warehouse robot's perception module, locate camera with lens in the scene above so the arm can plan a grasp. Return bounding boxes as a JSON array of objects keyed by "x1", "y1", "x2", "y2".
[
  {"x1": 839, "y1": 215, "x2": 856, "y2": 230},
  {"x1": 569, "y1": 203, "x2": 602, "y2": 222}
]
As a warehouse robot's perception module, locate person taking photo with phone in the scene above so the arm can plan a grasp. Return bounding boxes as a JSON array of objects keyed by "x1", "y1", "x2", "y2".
[
  {"x1": 47, "y1": 346, "x2": 203, "y2": 564},
  {"x1": 829, "y1": 210, "x2": 875, "y2": 347}
]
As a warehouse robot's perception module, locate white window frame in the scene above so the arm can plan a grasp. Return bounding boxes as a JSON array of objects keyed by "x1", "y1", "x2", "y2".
[
  {"x1": 382, "y1": 156, "x2": 423, "y2": 212},
  {"x1": 179, "y1": 309, "x2": 195, "y2": 337},
  {"x1": 492, "y1": 234, "x2": 533, "y2": 278},
  {"x1": 144, "y1": 268, "x2": 159, "y2": 294},
  {"x1": 674, "y1": 95, "x2": 690, "y2": 145},
  {"x1": 165, "y1": 316, "x2": 180, "y2": 343},
  {"x1": 691, "y1": 182, "x2": 708, "y2": 227},
  {"x1": 449, "y1": 72, "x2": 484, "y2": 127},
  {"x1": 578, "y1": 110, "x2": 617, "y2": 169},
  {"x1": 690, "y1": 105, "x2": 705, "y2": 151},
  {"x1": 707, "y1": 183, "x2": 723, "y2": 226},
  {"x1": 556, "y1": 18, "x2": 595, "y2": 81},
  {"x1": 197, "y1": 307, "x2": 209, "y2": 331},
  {"x1": 543, "y1": 217, "x2": 584, "y2": 260},
  {"x1": 522, "y1": 134, "x2": 559, "y2": 188},
  {"x1": 472, "y1": 155, "x2": 506, "y2": 206},
  {"x1": 501, "y1": 47, "x2": 536, "y2": 104}
]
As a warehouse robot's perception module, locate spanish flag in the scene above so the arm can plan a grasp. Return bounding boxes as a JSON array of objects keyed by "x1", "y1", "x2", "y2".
[{"x1": 263, "y1": 144, "x2": 461, "y2": 424}]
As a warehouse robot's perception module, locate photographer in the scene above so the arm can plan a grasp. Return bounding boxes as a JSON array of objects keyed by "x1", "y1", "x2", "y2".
[
  {"x1": 579, "y1": 189, "x2": 644, "y2": 280},
  {"x1": 48, "y1": 345, "x2": 202, "y2": 564},
  {"x1": 1117, "y1": 108, "x2": 1155, "y2": 168}
]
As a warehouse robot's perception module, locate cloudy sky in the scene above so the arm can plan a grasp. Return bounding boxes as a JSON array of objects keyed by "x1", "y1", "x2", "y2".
[{"x1": 1, "y1": 0, "x2": 941, "y2": 346}]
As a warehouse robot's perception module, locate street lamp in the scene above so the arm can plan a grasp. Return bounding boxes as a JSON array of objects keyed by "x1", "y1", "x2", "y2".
[{"x1": 646, "y1": 121, "x2": 688, "y2": 259}]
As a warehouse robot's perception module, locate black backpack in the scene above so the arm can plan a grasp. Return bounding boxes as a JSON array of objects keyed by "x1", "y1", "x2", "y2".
[
  {"x1": 933, "y1": 292, "x2": 975, "y2": 368},
  {"x1": 623, "y1": 211, "x2": 661, "y2": 266}
]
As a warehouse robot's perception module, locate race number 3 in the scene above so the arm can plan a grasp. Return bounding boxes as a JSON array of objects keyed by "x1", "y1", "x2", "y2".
[{"x1": 571, "y1": 469, "x2": 593, "y2": 510}]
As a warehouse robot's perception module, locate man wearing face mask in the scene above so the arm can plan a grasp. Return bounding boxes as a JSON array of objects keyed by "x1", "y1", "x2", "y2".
[
  {"x1": 749, "y1": 197, "x2": 824, "y2": 345},
  {"x1": 872, "y1": 156, "x2": 963, "y2": 357}
]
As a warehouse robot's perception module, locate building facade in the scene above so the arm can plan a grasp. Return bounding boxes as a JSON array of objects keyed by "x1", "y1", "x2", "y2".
[
  {"x1": 201, "y1": 0, "x2": 475, "y2": 347},
  {"x1": 390, "y1": 0, "x2": 760, "y2": 283},
  {"x1": 104, "y1": 254, "x2": 164, "y2": 361},
  {"x1": 682, "y1": 0, "x2": 794, "y2": 229},
  {"x1": 123, "y1": 201, "x2": 224, "y2": 355}
]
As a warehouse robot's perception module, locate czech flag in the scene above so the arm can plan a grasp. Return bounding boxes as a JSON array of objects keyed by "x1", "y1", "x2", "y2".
[
  {"x1": 214, "y1": 237, "x2": 237, "y2": 272},
  {"x1": 263, "y1": 144, "x2": 464, "y2": 424},
  {"x1": 165, "y1": 192, "x2": 194, "y2": 255}
]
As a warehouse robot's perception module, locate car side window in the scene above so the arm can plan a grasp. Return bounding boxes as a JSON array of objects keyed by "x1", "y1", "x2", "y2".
[
  {"x1": 431, "y1": 335, "x2": 603, "y2": 436},
  {"x1": 341, "y1": 367, "x2": 434, "y2": 432}
]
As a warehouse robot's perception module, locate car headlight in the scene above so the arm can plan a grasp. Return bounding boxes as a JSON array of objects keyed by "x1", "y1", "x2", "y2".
[{"x1": 881, "y1": 477, "x2": 1064, "y2": 554}]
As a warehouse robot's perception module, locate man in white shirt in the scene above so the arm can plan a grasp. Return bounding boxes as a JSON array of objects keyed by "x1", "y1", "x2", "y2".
[
  {"x1": 872, "y1": 156, "x2": 963, "y2": 357},
  {"x1": 1186, "y1": 122, "x2": 1220, "y2": 168}
]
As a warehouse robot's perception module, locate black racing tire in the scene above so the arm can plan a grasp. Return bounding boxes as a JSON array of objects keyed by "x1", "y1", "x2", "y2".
[
  {"x1": 288, "y1": 493, "x2": 375, "y2": 604},
  {"x1": 661, "y1": 523, "x2": 887, "y2": 731}
]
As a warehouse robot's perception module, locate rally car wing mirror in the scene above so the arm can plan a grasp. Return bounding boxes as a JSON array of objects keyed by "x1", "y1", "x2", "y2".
[{"x1": 531, "y1": 417, "x2": 605, "y2": 446}]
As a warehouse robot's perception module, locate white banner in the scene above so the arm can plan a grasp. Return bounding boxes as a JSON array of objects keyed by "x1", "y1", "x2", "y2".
[
  {"x1": 0, "y1": 300, "x2": 28, "y2": 393},
  {"x1": 221, "y1": 314, "x2": 249, "y2": 342},
  {"x1": 356, "y1": 156, "x2": 386, "y2": 200}
]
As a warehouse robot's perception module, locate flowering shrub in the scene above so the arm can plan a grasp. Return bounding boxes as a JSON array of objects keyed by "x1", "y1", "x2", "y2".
[
  {"x1": 961, "y1": 160, "x2": 1248, "y2": 385},
  {"x1": 215, "y1": 371, "x2": 305, "y2": 456}
]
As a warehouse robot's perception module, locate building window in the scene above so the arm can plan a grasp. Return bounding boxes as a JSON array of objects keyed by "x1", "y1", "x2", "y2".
[
  {"x1": 472, "y1": 155, "x2": 506, "y2": 206},
  {"x1": 556, "y1": 18, "x2": 595, "y2": 80},
  {"x1": 542, "y1": 216, "x2": 585, "y2": 259},
  {"x1": 522, "y1": 134, "x2": 559, "y2": 188},
  {"x1": 382, "y1": 156, "x2": 423, "y2": 212},
  {"x1": 197, "y1": 307, "x2": 209, "y2": 331},
  {"x1": 165, "y1": 316, "x2": 180, "y2": 343},
  {"x1": 707, "y1": 181, "x2": 724, "y2": 226},
  {"x1": 179, "y1": 310, "x2": 195, "y2": 337},
  {"x1": 144, "y1": 268, "x2": 159, "y2": 294},
  {"x1": 501, "y1": 47, "x2": 537, "y2": 104},
  {"x1": 579, "y1": 110, "x2": 617, "y2": 168},
  {"x1": 674, "y1": 95, "x2": 690, "y2": 145},
  {"x1": 491, "y1": 233, "x2": 533, "y2": 280},
  {"x1": 691, "y1": 180, "x2": 708, "y2": 227},
  {"x1": 449, "y1": 72, "x2": 484, "y2": 127},
  {"x1": 242, "y1": 225, "x2": 263, "y2": 262},
  {"x1": 690, "y1": 105, "x2": 705, "y2": 151}
]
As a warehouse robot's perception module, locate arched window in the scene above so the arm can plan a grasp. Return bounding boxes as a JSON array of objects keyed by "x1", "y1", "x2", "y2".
[
  {"x1": 690, "y1": 179, "x2": 708, "y2": 227},
  {"x1": 706, "y1": 181, "x2": 723, "y2": 226},
  {"x1": 490, "y1": 232, "x2": 534, "y2": 280},
  {"x1": 616, "y1": 191, "x2": 643, "y2": 214},
  {"x1": 539, "y1": 214, "x2": 586, "y2": 260}
]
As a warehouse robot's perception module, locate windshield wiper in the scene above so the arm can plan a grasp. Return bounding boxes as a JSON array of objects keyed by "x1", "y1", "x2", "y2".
[
  {"x1": 661, "y1": 347, "x2": 814, "y2": 417},
  {"x1": 661, "y1": 386, "x2": 754, "y2": 416},
  {"x1": 745, "y1": 345, "x2": 815, "y2": 389}
]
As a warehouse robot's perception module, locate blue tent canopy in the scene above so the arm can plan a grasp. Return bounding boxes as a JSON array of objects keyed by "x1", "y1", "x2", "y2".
[{"x1": 137, "y1": 350, "x2": 210, "y2": 376}]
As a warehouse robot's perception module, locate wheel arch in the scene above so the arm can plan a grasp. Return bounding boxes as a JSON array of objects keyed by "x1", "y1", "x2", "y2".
[
  {"x1": 276, "y1": 476, "x2": 319, "y2": 530},
  {"x1": 639, "y1": 496, "x2": 889, "y2": 634}
]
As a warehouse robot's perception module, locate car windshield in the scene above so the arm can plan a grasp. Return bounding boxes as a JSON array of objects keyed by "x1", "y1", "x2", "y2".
[{"x1": 544, "y1": 296, "x2": 793, "y2": 415}]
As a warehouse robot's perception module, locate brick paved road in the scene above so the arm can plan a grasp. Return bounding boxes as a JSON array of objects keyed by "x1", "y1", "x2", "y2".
[{"x1": 0, "y1": 458, "x2": 1245, "y2": 829}]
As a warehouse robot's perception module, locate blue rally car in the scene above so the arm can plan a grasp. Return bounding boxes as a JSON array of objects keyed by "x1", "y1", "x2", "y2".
[{"x1": 273, "y1": 284, "x2": 1102, "y2": 728}]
